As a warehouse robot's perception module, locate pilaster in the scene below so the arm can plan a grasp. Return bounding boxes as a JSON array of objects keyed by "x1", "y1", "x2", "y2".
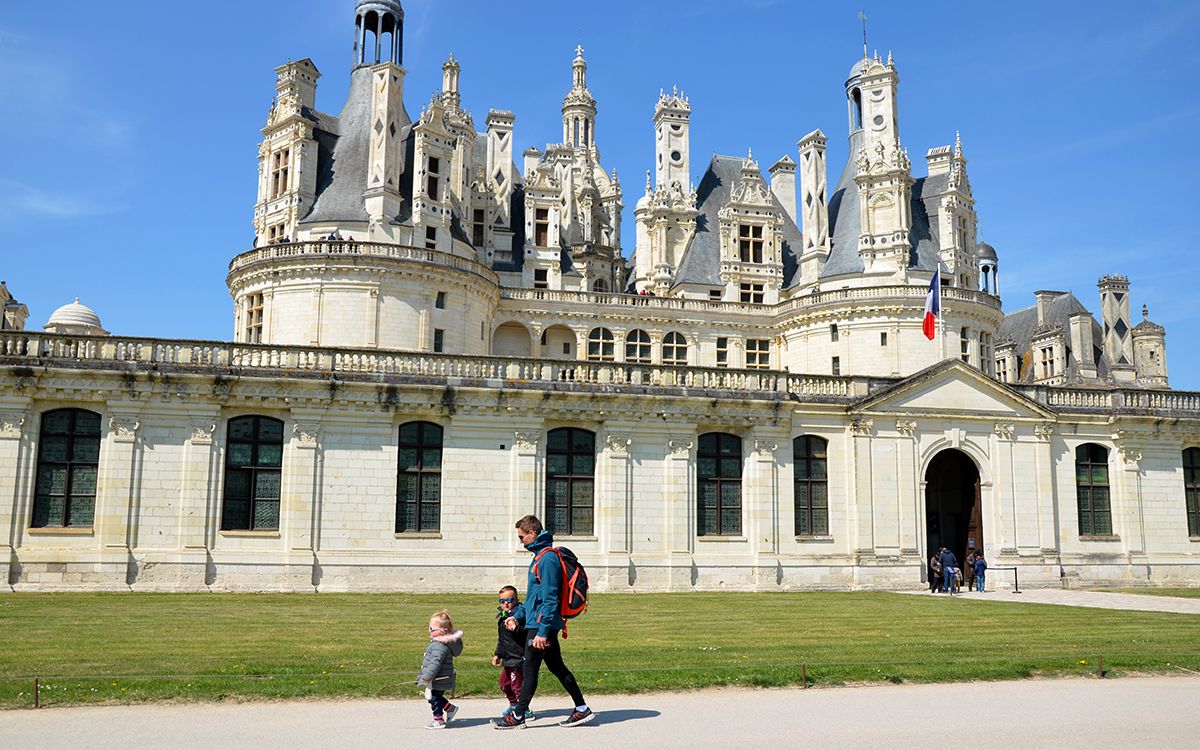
[{"x1": 0, "y1": 406, "x2": 31, "y2": 586}]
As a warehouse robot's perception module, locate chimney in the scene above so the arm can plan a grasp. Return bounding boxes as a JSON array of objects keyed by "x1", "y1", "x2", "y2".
[
  {"x1": 926, "y1": 145, "x2": 953, "y2": 176},
  {"x1": 768, "y1": 155, "x2": 797, "y2": 223},
  {"x1": 1097, "y1": 274, "x2": 1133, "y2": 368},
  {"x1": 1067, "y1": 311, "x2": 1097, "y2": 379},
  {"x1": 1034, "y1": 290, "x2": 1062, "y2": 326},
  {"x1": 523, "y1": 146, "x2": 542, "y2": 180}
]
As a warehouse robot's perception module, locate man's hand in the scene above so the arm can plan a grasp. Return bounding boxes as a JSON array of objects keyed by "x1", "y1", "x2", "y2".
[
  {"x1": 504, "y1": 617, "x2": 517, "y2": 631},
  {"x1": 531, "y1": 635, "x2": 549, "y2": 650},
  {"x1": 491, "y1": 655, "x2": 501, "y2": 667}
]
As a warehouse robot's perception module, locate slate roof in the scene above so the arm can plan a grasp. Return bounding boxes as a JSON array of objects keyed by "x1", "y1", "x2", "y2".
[
  {"x1": 673, "y1": 155, "x2": 801, "y2": 288},
  {"x1": 998, "y1": 291, "x2": 1112, "y2": 383}
]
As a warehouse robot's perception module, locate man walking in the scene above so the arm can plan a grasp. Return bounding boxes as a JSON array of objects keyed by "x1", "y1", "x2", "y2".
[{"x1": 493, "y1": 515, "x2": 593, "y2": 729}]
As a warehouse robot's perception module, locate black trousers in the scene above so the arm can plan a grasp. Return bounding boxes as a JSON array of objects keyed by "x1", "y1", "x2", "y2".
[{"x1": 516, "y1": 630, "x2": 585, "y2": 713}]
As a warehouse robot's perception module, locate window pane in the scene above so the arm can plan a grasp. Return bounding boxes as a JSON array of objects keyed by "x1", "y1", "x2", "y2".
[
  {"x1": 698, "y1": 434, "x2": 717, "y2": 454},
  {"x1": 424, "y1": 448, "x2": 442, "y2": 470},
  {"x1": 811, "y1": 459, "x2": 827, "y2": 480},
  {"x1": 32, "y1": 496, "x2": 61, "y2": 527},
  {"x1": 572, "y1": 479, "x2": 593, "y2": 509},
  {"x1": 70, "y1": 465, "x2": 97, "y2": 494},
  {"x1": 547, "y1": 453, "x2": 569, "y2": 475},
  {"x1": 258, "y1": 444, "x2": 283, "y2": 467},
  {"x1": 228, "y1": 418, "x2": 255, "y2": 440},
  {"x1": 548, "y1": 430, "x2": 568, "y2": 451},
  {"x1": 571, "y1": 430, "x2": 594, "y2": 452},
  {"x1": 74, "y1": 411, "x2": 101, "y2": 435},
  {"x1": 1076, "y1": 463, "x2": 1090, "y2": 484},
  {"x1": 719, "y1": 436, "x2": 740, "y2": 455},
  {"x1": 225, "y1": 469, "x2": 251, "y2": 499},
  {"x1": 397, "y1": 473, "x2": 417, "y2": 502},
  {"x1": 399, "y1": 448, "x2": 420, "y2": 472},
  {"x1": 811, "y1": 508, "x2": 828, "y2": 535},
  {"x1": 73, "y1": 437, "x2": 100, "y2": 463},
  {"x1": 258, "y1": 419, "x2": 284, "y2": 442},
  {"x1": 547, "y1": 506, "x2": 567, "y2": 534},
  {"x1": 720, "y1": 458, "x2": 741, "y2": 479},
  {"x1": 41, "y1": 437, "x2": 69, "y2": 462},
  {"x1": 700, "y1": 506, "x2": 717, "y2": 535},
  {"x1": 253, "y1": 500, "x2": 280, "y2": 530},
  {"x1": 67, "y1": 497, "x2": 95, "y2": 527},
  {"x1": 399, "y1": 423, "x2": 419, "y2": 444},
  {"x1": 573, "y1": 453, "x2": 594, "y2": 476},
  {"x1": 420, "y1": 424, "x2": 443, "y2": 447},
  {"x1": 222, "y1": 499, "x2": 249, "y2": 530},
  {"x1": 720, "y1": 508, "x2": 741, "y2": 535},
  {"x1": 572, "y1": 506, "x2": 593, "y2": 535},
  {"x1": 698, "y1": 457, "x2": 716, "y2": 479},
  {"x1": 255, "y1": 471, "x2": 281, "y2": 500},
  {"x1": 396, "y1": 501, "x2": 415, "y2": 532},
  {"x1": 419, "y1": 502, "x2": 440, "y2": 532},
  {"x1": 227, "y1": 443, "x2": 252, "y2": 467},
  {"x1": 810, "y1": 482, "x2": 828, "y2": 507},
  {"x1": 796, "y1": 508, "x2": 810, "y2": 536},
  {"x1": 37, "y1": 465, "x2": 67, "y2": 495},
  {"x1": 795, "y1": 460, "x2": 810, "y2": 480},
  {"x1": 720, "y1": 482, "x2": 742, "y2": 509},
  {"x1": 1091, "y1": 466, "x2": 1108, "y2": 485},
  {"x1": 699, "y1": 481, "x2": 718, "y2": 509},
  {"x1": 548, "y1": 478, "x2": 569, "y2": 506},
  {"x1": 42, "y1": 411, "x2": 72, "y2": 435},
  {"x1": 421, "y1": 474, "x2": 441, "y2": 506}
]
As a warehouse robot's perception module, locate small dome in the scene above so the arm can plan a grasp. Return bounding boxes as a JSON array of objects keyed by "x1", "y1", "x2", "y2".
[
  {"x1": 848, "y1": 58, "x2": 868, "y2": 80},
  {"x1": 977, "y1": 241, "x2": 998, "y2": 261},
  {"x1": 356, "y1": 0, "x2": 403, "y2": 18},
  {"x1": 44, "y1": 298, "x2": 107, "y2": 335}
]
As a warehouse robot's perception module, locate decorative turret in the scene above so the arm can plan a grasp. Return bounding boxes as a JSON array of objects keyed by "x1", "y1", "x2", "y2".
[
  {"x1": 0, "y1": 281, "x2": 28, "y2": 331},
  {"x1": 1098, "y1": 274, "x2": 1135, "y2": 380},
  {"x1": 797, "y1": 129, "x2": 830, "y2": 283},
  {"x1": 354, "y1": 0, "x2": 404, "y2": 67},
  {"x1": 254, "y1": 58, "x2": 322, "y2": 245},
  {"x1": 441, "y1": 54, "x2": 460, "y2": 108},
  {"x1": 654, "y1": 86, "x2": 691, "y2": 191},
  {"x1": 562, "y1": 46, "x2": 597, "y2": 151},
  {"x1": 1132, "y1": 305, "x2": 1168, "y2": 387}
]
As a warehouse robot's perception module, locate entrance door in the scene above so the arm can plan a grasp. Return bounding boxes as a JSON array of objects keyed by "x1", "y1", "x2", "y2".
[{"x1": 925, "y1": 449, "x2": 982, "y2": 578}]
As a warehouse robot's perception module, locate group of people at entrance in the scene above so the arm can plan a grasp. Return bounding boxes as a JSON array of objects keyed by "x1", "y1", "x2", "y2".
[
  {"x1": 929, "y1": 547, "x2": 987, "y2": 595},
  {"x1": 416, "y1": 515, "x2": 594, "y2": 731}
]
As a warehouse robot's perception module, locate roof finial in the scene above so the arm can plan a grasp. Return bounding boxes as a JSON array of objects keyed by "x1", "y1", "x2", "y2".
[
  {"x1": 645, "y1": 169, "x2": 652, "y2": 192},
  {"x1": 575, "y1": 44, "x2": 585, "y2": 59},
  {"x1": 858, "y1": 10, "x2": 868, "y2": 59},
  {"x1": 1143, "y1": 304, "x2": 1149, "y2": 321},
  {"x1": 954, "y1": 130, "x2": 962, "y2": 155}
]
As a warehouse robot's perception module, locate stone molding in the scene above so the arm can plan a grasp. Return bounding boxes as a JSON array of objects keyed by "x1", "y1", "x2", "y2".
[
  {"x1": 895, "y1": 419, "x2": 916, "y2": 438},
  {"x1": 850, "y1": 417, "x2": 874, "y2": 436},
  {"x1": 667, "y1": 438, "x2": 693, "y2": 457},
  {"x1": 293, "y1": 423, "x2": 320, "y2": 447},
  {"x1": 754, "y1": 439, "x2": 778, "y2": 457},
  {"x1": 513, "y1": 431, "x2": 539, "y2": 455},
  {"x1": 605, "y1": 434, "x2": 631, "y2": 455},
  {"x1": 189, "y1": 422, "x2": 217, "y2": 445},
  {"x1": 108, "y1": 417, "x2": 140, "y2": 443},
  {"x1": 993, "y1": 423, "x2": 1015, "y2": 441},
  {"x1": 1034, "y1": 422, "x2": 1054, "y2": 441},
  {"x1": 0, "y1": 412, "x2": 25, "y2": 440}
]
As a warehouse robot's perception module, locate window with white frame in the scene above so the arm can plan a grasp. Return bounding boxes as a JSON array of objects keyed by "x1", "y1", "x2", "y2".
[
  {"x1": 739, "y1": 283, "x2": 764, "y2": 304},
  {"x1": 625, "y1": 329, "x2": 651, "y2": 363},
  {"x1": 746, "y1": 338, "x2": 770, "y2": 369},
  {"x1": 738, "y1": 224, "x2": 764, "y2": 263},
  {"x1": 662, "y1": 332, "x2": 688, "y2": 365}
]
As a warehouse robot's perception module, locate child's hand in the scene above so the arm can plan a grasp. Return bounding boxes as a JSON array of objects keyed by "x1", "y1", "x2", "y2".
[
  {"x1": 417, "y1": 678, "x2": 430, "y2": 688},
  {"x1": 504, "y1": 617, "x2": 517, "y2": 631},
  {"x1": 491, "y1": 655, "x2": 501, "y2": 667}
]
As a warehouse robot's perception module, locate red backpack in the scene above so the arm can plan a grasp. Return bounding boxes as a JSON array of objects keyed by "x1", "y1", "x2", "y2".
[{"x1": 533, "y1": 546, "x2": 589, "y2": 628}]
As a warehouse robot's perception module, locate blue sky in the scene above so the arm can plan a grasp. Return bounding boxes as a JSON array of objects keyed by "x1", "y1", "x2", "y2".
[{"x1": 3, "y1": 1, "x2": 1198, "y2": 387}]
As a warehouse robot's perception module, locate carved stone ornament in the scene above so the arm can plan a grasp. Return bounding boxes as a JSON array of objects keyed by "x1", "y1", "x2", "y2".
[
  {"x1": 994, "y1": 423, "x2": 1015, "y2": 441},
  {"x1": 293, "y1": 423, "x2": 320, "y2": 446},
  {"x1": 109, "y1": 417, "x2": 140, "y2": 442},
  {"x1": 667, "y1": 439, "x2": 693, "y2": 457},
  {"x1": 513, "y1": 431, "x2": 540, "y2": 454},
  {"x1": 605, "y1": 434, "x2": 631, "y2": 455},
  {"x1": 0, "y1": 412, "x2": 25, "y2": 440},
  {"x1": 1118, "y1": 444, "x2": 1143, "y2": 469},
  {"x1": 189, "y1": 422, "x2": 217, "y2": 445},
  {"x1": 850, "y1": 418, "x2": 874, "y2": 436},
  {"x1": 1034, "y1": 423, "x2": 1055, "y2": 441},
  {"x1": 895, "y1": 420, "x2": 917, "y2": 438},
  {"x1": 754, "y1": 440, "x2": 778, "y2": 457}
]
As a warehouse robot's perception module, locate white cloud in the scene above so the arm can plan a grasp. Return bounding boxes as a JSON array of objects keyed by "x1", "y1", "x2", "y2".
[{"x1": 0, "y1": 179, "x2": 122, "y2": 222}]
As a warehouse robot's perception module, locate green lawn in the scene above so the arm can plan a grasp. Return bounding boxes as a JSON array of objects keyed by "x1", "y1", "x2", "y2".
[
  {"x1": 2, "y1": 592, "x2": 1198, "y2": 709},
  {"x1": 1101, "y1": 588, "x2": 1200, "y2": 599}
]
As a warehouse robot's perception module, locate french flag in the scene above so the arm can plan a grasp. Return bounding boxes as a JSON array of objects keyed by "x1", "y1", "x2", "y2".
[{"x1": 922, "y1": 267, "x2": 941, "y2": 340}]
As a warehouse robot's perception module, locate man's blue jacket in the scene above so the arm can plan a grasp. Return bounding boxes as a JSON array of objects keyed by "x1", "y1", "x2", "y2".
[{"x1": 511, "y1": 529, "x2": 563, "y2": 638}]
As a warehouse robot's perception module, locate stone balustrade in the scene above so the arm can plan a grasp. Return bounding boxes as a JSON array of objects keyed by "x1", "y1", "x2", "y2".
[
  {"x1": 227, "y1": 240, "x2": 501, "y2": 285},
  {"x1": 4, "y1": 330, "x2": 1198, "y2": 415}
]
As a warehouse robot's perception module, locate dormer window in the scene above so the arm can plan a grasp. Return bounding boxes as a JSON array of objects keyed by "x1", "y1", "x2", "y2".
[
  {"x1": 472, "y1": 209, "x2": 486, "y2": 247},
  {"x1": 1039, "y1": 346, "x2": 1056, "y2": 379},
  {"x1": 738, "y1": 225, "x2": 764, "y2": 263},
  {"x1": 270, "y1": 148, "x2": 290, "y2": 199},
  {"x1": 426, "y1": 156, "x2": 441, "y2": 201},
  {"x1": 535, "y1": 208, "x2": 550, "y2": 246}
]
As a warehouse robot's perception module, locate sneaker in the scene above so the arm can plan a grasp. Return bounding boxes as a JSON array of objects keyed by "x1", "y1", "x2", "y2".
[
  {"x1": 502, "y1": 706, "x2": 534, "y2": 720},
  {"x1": 492, "y1": 712, "x2": 526, "y2": 730},
  {"x1": 443, "y1": 703, "x2": 458, "y2": 724},
  {"x1": 559, "y1": 707, "x2": 595, "y2": 727},
  {"x1": 425, "y1": 719, "x2": 446, "y2": 730}
]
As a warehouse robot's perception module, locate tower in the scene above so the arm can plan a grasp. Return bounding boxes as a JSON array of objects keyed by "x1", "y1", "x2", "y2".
[
  {"x1": 1132, "y1": 305, "x2": 1168, "y2": 388},
  {"x1": 654, "y1": 87, "x2": 691, "y2": 191},
  {"x1": 797, "y1": 129, "x2": 830, "y2": 283},
  {"x1": 353, "y1": 0, "x2": 404, "y2": 67},
  {"x1": 254, "y1": 57, "x2": 321, "y2": 245},
  {"x1": 849, "y1": 52, "x2": 913, "y2": 279},
  {"x1": 359, "y1": 0, "x2": 409, "y2": 231},
  {"x1": 562, "y1": 46, "x2": 597, "y2": 152}
]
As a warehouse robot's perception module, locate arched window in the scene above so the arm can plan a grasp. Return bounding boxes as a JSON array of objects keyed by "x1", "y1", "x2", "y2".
[
  {"x1": 546, "y1": 428, "x2": 594, "y2": 536},
  {"x1": 31, "y1": 408, "x2": 101, "y2": 528},
  {"x1": 1184, "y1": 448, "x2": 1200, "y2": 537},
  {"x1": 397, "y1": 421, "x2": 443, "y2": 533},
  {"x1": 662, "y1": 332, "x2": 688, "y2": 365},
  {"x1": 221, "y1": 416, "x2": 284, "y2": 531},
  {"x1": 794, "y1": 435, "x2": 828, "y2": 536},
  {"x1": 586, "y1": 327, "x2": 614, "y2": 361},
  {"x1": 698, "y1": 432, "x2": 742, "y2": 536},
  {"x1": 1075, "y1": 443, "x2": 1111, "y2": 536},
  {"x1": 592, "y1": 278, "x2": 609, "y2": 293},
  {"x1": 625, "y1": 329, "x2": 651, "y2": 364}
]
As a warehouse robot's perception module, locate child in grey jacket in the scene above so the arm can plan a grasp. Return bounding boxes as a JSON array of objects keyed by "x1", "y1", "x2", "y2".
[{"x1": 417, "y1": 609, "x2": 465, "y2": 730}]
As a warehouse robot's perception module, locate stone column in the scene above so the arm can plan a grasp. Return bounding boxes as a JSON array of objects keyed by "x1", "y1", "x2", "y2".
[
  {"x1": 282, "y1": 417, "x2": 322, "y2": 590},
  {"x1": 0, "y1": 407, "x2": 31, "y2": 586},
  {"x1": 665, "y1": 436, "x2": 693, "y2": 590},
  {"x1": 896, "y1": 420, "x2": 919, "y2": 555},
  {"x1": 512, "y1": 429, "x2": 542, "y2": 521},
  {"x1": 97, "y1": 410, "x2": 142, "y2": 585},
  {"x1": 749, "y1": 435, "x2": 783, "y2": 588},
  {"x1": 849, "y1": 418, "x2": 875, "y2": 568},
  {"x1": 178, "y1": 417, "x2": 219, "y2": 587},
  {"x1": 1032, "y1": 422, "x2": 1060, "y2": 561}
]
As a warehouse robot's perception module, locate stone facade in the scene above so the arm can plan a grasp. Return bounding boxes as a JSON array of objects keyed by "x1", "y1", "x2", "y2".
[{"x1": 2, "y1": 0, "x2": 1197, "y2": 592}]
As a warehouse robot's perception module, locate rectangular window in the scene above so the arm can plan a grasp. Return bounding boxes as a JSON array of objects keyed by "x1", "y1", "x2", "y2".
[
  {"x1": 545, "y1": 428, "x2": 595, "y2": 536},
  {"x1": 746, "y1": 338, "x2": 770, "y2": 370},
  {"x1": 31, "y1": 409, "x2": 102, "y2": 528},
  {"x1": 1040, "y1": 346, "x2": 1055, "y2": 378},
  {"x1": 697, "y1": 432, "x2": 742, "y2": 536},
  {"x1": 472, "y1": 209, "x2": 486, "y2": 247},
  {"x1": 738, "y1": 224, "x2": 764, "y2": 263},
  {"x1": 1184, "y1": 448, "x2": 1200, "y2": 537},
  {"x1": 435, "y1": 291, "x2": 446, "y2": 309},
  {"x1": 244, "y1": 293, "x2": 264, "y2": 344},
  {"x1": 709, "y1": 289, "x2": 723, "y2": 301},
  {"x1": 715, "y1": 337, "x2": 729, "y2": 368},
  {"x1": 267, "y1": 223, "x2": 286, "y2": 244},
  {"x1": 739, "y1": 283, "x2": 764, "y2": 304},
  {"x1": 960, "y1": 326, "x2": 971, "y2": 363},
  {"x1": 535, "y1": 208, "x2": 550, "y2": 246},
  {"x1": 270, "y1": 148, "x2": 290, "y2": 199},
  {"x1": 880, "y1": 332, "x2": 887, "y2": 346},
  {"x1": 831, "y1": 356, "x2": 841, "y2": 376},
  {"x1": 534, "y1": 268, "x2": 549, "y2": 289},
  {"x1": 996, "y1": 358, "x2": 1008, "y2": 383},
  {"x1": 221, "y1": 416, "x2": 284, "y2": 531},
  {"x1": 830, "y1": 324, "x2": 839, "y2": 342},
  {"x1": 1076, "y1": 444, "x2": 1112, "y2": 536},
  {"x1": 979, "y1": 332, "x2": 993, "y2": 374},
  {"x1": 396, "y1": 421, "x2": 443, "y2": 533},
  {"x1": 425, "y1": 226, "x2": 437, "y2": 249},
  {"x1": 426, "y1": 156, "x2": 440, "y2": 201},
  {"x1": 794, "y1": 435, "x2": 829, "y2": 536},
  {"x1": 433, "y1": 328, "x2": 444, "y2": 353}
]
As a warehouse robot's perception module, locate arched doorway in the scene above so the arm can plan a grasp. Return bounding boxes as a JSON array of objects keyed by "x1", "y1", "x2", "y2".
[{"x1": 925, "y1": 449, "x2": 982, "y2": 574}]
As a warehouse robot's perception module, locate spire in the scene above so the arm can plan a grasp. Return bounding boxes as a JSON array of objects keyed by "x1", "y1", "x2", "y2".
[
  {"x1": 441, "y1": 53, "x2": 460, "y2": 107},
  {"x1": 572, "y1": 45, "x2": 587, "y2": 89}
]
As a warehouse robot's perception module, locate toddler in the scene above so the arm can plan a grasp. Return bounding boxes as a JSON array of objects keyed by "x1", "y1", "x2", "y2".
[
  {"x1": 417, "y1": 609, "x2": 464, "y2": 729},
  {"x1": 492, "y1": 585, "x2": 532, "y2": 718}
]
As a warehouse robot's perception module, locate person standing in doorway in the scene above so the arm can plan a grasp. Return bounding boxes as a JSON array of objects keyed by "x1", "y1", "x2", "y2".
[
  {"x1": 965, "y1": 549, "x2": 978, "y2": 592},
  {"x1": 938, "y1": 546, "x2": 959, "y2": 595},
  {"x1": 929, "y1": 551, "x2": 943, "y2": 593},
  {"x1": 493, "y1": 515, "x2": 593, "y2": 730},
  {"x1": 974, "y1": 553, "x2": 988, "y2": 592}
]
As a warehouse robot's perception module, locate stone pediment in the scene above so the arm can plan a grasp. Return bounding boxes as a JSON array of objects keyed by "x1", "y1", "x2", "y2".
[{"x1": 852, "y1": 360, "x2": 1055, "y2": 421}]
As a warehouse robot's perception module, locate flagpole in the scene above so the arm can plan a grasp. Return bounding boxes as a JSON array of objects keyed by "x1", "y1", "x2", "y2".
[{"x1": 938, "y1": 271, "x2": 946, "y2": 361}]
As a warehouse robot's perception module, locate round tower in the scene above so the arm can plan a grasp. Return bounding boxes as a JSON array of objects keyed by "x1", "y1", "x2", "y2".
[
  {"x1": 1132, "y1": 304, "x2": 1168, "y2": 388},
  {"x1": 562, "y1": 46, "x2": 597, "y2": 151},
  {"x1": 354, "y1": 0, "x2": 404, "y2": 67}
]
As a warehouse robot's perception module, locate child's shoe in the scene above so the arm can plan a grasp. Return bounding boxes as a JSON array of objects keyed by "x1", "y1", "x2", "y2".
[
  {"x1": 502, "y1": 705, "x2": 533, "y2": 721},
  {"x1": 491, "y1": 711, "x2": 527, "y2": 730},
  {"x1": 425, "y1": 718, "x2": 446, "y2": 730},
  {"x1": 443, "y1": 703, "x2": 458, "y2": 724}
]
